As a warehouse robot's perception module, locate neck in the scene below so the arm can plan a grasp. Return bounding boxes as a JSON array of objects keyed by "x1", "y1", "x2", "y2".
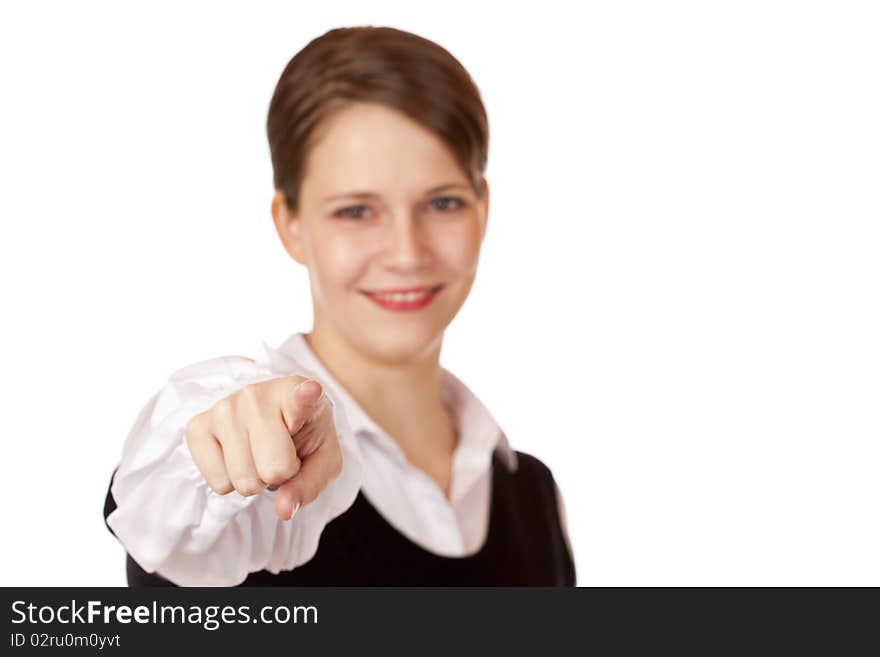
[{"x1": 304, "y1": 322, "x2": 457, "y2": 460}]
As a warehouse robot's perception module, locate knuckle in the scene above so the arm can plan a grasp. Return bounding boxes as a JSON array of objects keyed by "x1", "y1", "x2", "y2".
[
  {"x1": 259, "y1": 462, "x2": 295, "y2": 486},
  {"x1": 213, "y1": 398, "x2": 235, "y2": 420},
  {"x1": 184, "y1": 413, "x2": 200, "y2": 435},
  {"x1": 234, "y1": 478, "x2": 264, "y2": 497},
  {"x1": 210, "y1": 479, "x2": 234, "y2": 495},
  {"x1": 241, "y1": 383, "x2": 261, "y2": 405}
]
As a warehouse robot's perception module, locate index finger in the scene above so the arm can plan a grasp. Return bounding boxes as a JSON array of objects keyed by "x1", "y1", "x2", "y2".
[{"x1": 280, "y1": 379, "x2": 324, "y2": 436}]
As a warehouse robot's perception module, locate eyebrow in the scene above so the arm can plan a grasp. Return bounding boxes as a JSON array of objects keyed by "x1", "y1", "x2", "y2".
[{"x1": 321, "y1": 183, "x2": 470, "y2": 204}]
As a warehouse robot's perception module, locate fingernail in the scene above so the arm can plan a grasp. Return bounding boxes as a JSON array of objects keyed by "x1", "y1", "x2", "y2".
[{"x1": 291, "y1": 501, "x2": 301, "y2": 518}]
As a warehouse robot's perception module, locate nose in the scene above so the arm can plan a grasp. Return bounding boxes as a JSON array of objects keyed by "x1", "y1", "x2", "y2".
[{"x1": 382, "y1": 214, "x2": 431, "y2": 271}]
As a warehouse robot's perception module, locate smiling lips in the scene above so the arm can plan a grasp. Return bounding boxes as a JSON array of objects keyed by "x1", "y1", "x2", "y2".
[{"x1": 360, "y1": 284, "x2": 444, "y2": 311}]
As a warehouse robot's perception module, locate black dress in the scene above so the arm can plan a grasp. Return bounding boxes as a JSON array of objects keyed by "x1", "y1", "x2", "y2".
[{"x1": 103, "y1": 449, "x2": 576, "y2": 586}]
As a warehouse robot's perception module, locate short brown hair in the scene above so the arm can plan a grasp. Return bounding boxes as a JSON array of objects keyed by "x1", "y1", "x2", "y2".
[{"x1": 266, "y1": 26, "x2": 489, "y2": 212}]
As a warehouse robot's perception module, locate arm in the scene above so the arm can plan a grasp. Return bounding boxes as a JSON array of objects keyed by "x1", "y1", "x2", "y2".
[{"x1": 104, "y1": 355, "x2": 362, "y2": 586}]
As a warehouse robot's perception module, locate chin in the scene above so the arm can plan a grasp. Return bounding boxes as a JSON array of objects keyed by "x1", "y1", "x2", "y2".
[{"x1": 356, "y1": 322, "x2": 445, "y2": 365}]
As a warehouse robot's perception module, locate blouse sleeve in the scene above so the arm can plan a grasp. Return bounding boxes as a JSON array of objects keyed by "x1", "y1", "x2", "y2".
[{"x1": 104, "y1": 354, "x2": 363, "y2": 586}]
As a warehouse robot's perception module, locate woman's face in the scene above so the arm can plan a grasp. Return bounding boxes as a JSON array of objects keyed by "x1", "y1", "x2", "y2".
[{"x1": 272, "y1": 101, "x2": 489, "y2": 365}]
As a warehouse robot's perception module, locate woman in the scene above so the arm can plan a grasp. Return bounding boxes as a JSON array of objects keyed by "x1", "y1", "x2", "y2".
[{"x1": 103, "y1": 25, "x2": 576, "y2": 586}]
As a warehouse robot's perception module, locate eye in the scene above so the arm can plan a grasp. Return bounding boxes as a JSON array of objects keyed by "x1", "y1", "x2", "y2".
[
  {"x1": 334, "y1": 205, "x2": 370, "y2": 220},
  {"x1": 429, "y1": 196, "x2": 465, "y2": 212}
]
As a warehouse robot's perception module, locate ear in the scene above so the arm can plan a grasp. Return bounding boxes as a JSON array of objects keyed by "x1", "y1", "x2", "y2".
[
  {"x1": 477, "y1": 177, "x2": 490, "y2": 241},
  {"x1": 271, "y1": 189, "x2": 307, "y2": 266}
]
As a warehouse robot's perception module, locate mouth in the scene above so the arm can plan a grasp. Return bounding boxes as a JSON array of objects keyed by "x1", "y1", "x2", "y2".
[{"x1": 359, "y1": 284, "x2": 444, "y2": 312}]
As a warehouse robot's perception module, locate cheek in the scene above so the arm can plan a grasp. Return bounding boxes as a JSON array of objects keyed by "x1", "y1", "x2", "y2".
[
  {"x1": 433, "y1": 222, "x2": 482, "y2": 273},
  {"x1": 309, "y1": 230, "x2": 370, "y2": 289}
]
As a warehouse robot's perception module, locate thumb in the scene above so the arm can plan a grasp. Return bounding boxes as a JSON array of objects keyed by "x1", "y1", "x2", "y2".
[{"x1": 273, "y1": 439, "x2": 338, "y2": 521}]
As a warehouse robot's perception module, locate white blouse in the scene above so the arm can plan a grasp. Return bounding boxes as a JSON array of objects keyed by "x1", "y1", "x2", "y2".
[{"x1": 105, "y1": 332, "x2": 575, "y2": 586}]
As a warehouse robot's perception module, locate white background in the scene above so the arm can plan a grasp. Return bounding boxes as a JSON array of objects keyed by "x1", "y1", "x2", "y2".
[{"x1": 1, "y1": 1, "x2": 877, "y2": 586}]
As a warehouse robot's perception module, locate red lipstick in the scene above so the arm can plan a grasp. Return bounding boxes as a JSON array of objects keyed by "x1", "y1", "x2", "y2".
[{"x1": 360, "y1": 285, "x2": 443, "y2": 312}]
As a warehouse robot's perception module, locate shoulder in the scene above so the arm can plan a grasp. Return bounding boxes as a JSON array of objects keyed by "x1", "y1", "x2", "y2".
[
  {"x1": 497, "y1": 449, "x2": 564, "y2": 508},
  {"x1": 510, "y1": 449, "x2": 558, "y2": 482},
  {"x1": 507, "y1": 450, "x2": 573, "y2": 563}
]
